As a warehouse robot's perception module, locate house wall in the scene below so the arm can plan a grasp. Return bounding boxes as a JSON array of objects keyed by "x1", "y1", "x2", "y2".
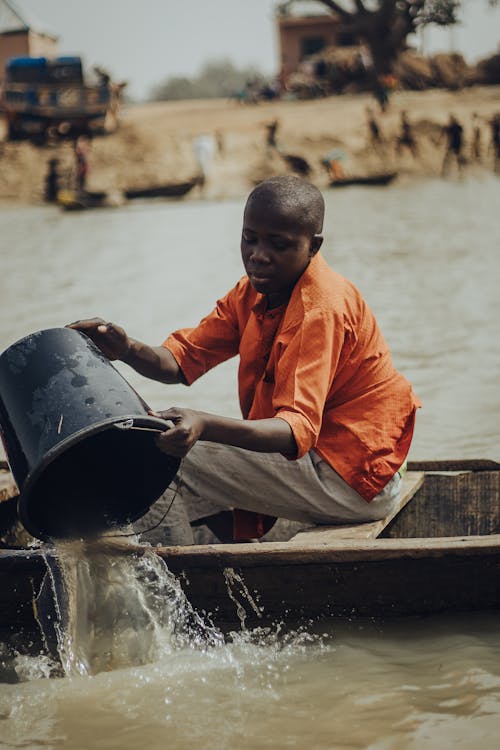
[
  {"x1": 27, "y1": 30, "x2": 58, "y2": 58},
  {"x1": 278, "y1": 15, "x2": 342, "y2": 74},
  {"x1": 0, "y1": 31, "x2": 58, "y2": 82}
]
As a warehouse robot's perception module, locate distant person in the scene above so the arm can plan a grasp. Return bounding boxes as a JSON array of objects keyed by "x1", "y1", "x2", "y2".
[
  {"x1": 366, "y1": 107, "x2": 385, "y2": 157},
  {"x1": 278, "y1": 64, "x2": 289, "y2": 96},
  {"x1": 373, "y1": 75, "x2": 389, "y2": 113},
  {"x1": 260, "y1": 80, "x2": 280, "y2": 101},
  {"x1": 265, "y1": 119, "x2": 280, "y2": 149},
  {"x1": 470, "y1": 113, "x2": 482, "y2": 162},
  {"x1": 395, "y1": 111, "x2": 418, "y2": 158},
  {"x1": 74, "y1": 136, "x2": 90, "y2": 194},
  {"x1": 93, "y1": 65, "x2": 111, "y2": 89},
  {"x1": 44, "y1": 158, "x2": 60, "y2": 202},
  {"x1": 215, "y1": 129, "x2": 225, "y2": 157},
  {"x1": 69, "y1": 175, "x2": 420, "y2": 546},
  {"x1": 192, "y1": 134, "x2": 216, "y2": 184},
  {"x1": 489, "y1": 114, "x2": 500, "y2": 173},
  {"x1": 107, "y1": 81, "x2": 127, "y2": 131},
  {"x1": 441, "y1": 115, "x2": 464, "y2": 176},
  {"x1": 321, "y1": 148, "x2": 346, "y2": 181}
]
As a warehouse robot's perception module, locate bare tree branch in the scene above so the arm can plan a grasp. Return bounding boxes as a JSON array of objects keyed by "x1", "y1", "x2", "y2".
[
  {"x1": 353, "y1": 0, "x2": 368, "y2": 13},
  {"x1": 313, "y1": 0, "x2": 353, "y2": 19}
]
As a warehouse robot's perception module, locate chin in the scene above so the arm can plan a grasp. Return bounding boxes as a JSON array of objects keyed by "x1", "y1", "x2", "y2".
[{"x1": 248, "y1": 277, "x2": 273, "y2": 294}]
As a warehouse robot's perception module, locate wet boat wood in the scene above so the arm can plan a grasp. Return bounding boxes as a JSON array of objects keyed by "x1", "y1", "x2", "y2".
[
  {"x1": 1, "y1": 460, "x2": 500, "y2": 645},
  {"x1": 329, "y1": 172, "x2": 398, "y2": 188},
  {"x1": 124, "y1": 178, "x2": 200, "y2": 200}
]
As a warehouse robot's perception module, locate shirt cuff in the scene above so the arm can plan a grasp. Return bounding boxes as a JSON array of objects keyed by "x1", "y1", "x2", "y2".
[
  {"x1": 162, "y1": 338, "x2": 197, "y2": 385},
  {"x1": 274, "y1": 409, "x2": 316, "y2": 460}
]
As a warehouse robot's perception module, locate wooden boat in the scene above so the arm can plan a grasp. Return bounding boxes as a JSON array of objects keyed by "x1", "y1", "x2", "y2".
[
  {"x1": 329, "y1": 171, "x2": 398, "y2": 188},
  {"x1": 124, "y1": 177, "x2": 200, "y2": 200},
  {"x1": 57, "y1": 189, "x2": 123, "y2": 211},
  {"x1": 280, "y1": 152, "x2": 312, "y2": 177},
  {"x1": 1, "y1": 459, "x2": 500, "y2": 649}
]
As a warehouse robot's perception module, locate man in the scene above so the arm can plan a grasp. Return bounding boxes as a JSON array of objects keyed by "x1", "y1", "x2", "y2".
[{"x1": 70, "y1": 176, "x2": 420, "y2": 544}]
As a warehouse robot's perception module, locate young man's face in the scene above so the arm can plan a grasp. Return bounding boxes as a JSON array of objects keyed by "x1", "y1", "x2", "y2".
[{"x1": 241, "y1": 199, "x2": 322, "y2": 304}]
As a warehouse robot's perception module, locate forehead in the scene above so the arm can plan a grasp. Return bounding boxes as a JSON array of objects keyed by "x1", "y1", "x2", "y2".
[{"x1": 243, "y1": 197, "x2": 309, "y2": 235}]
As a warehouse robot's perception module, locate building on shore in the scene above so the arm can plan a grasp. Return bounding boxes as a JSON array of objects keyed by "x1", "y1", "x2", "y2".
[
  {"x1": 0, "y1": 0, "x2": 58, "y2": 83},
  {"x1": 276, "y1": 1, "x2": 358, "y2": 77}
]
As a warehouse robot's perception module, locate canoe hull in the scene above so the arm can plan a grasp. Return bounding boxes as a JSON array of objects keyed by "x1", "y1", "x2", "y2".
[
  {"x1": 1, "y1": 464, "x2": 500, "y2": 644},
  {"x1": 124, "y1": 179, "x2": 199, "y2": 200},
  {"x1": 329, "y1": 172, "x2": 398, "y2": 188},
  {"x1": 1, "y1": 534, "x2": 500, "y2": 644}
]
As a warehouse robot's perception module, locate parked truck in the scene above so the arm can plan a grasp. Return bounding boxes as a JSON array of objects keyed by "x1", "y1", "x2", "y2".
[{"x1": 1, "y1": 56, "x2": 112, "y2": 143}]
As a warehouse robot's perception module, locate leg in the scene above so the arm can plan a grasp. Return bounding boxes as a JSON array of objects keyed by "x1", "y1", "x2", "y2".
[
  {"x1": 442, "y1": 148, "x2": 452, "y2": 176},
  {"x1": 134, "y1": 443, "x2": 402, "y2": 545}
]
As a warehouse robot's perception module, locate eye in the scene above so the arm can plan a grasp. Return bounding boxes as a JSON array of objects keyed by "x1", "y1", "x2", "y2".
[
  {"x1": 271, "y1": 238, "x2": 290, "y2": 251},
  {"x1": 242, "y1": 233, "x2": 257, "y2": 244}
]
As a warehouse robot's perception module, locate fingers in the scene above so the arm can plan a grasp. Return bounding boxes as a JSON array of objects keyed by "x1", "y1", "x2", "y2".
[
  {"x1": 99, "y1": 322, "x2": 125, "y2": 339},
  {"x1": 67, "y1": 319, "x2": 122, "y2": 338},
  {"x1": 66, "y1": 318, "x2": 129, "y2": 360},
  {"x1": 152, "y1": 407, "x2": 198, "y2": 457},
  {"x1": 153, "y1": 407, "x2": 182, "y2": 422},
  {"x1": 155, "y1": 427, "x2": 192, "y2": 458},
  {"x1": 67, "y1": 317, "x2": 107, "y2": 331}
]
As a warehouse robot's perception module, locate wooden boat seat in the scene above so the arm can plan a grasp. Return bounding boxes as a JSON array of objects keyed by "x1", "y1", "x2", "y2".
[
  {"x1": 0, "y1": 469, "x2": 424, "y2": 544},
  {"x1": 289, "y1": 471, "x2": 424, "y2": 544}
]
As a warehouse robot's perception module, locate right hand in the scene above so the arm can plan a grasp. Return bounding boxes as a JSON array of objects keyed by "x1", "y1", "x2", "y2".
[
  {"x1": 67, "y1": 318, "x2": 131, "y2": 361},
  {"x1": 151, "y1": 407, "x2": 206, "y2": 457}
]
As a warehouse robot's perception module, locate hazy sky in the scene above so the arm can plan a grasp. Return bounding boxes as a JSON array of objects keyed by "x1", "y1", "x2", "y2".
[{"x1": 18, "y1": 0, "x2": 500, "y2": 99}]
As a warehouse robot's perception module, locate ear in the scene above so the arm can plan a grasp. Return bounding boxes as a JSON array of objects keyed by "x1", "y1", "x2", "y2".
[{"x1": 309, "y1": 235, "x2": 323, "y2": 256}]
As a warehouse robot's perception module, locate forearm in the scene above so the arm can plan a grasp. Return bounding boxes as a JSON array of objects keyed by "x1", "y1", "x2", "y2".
[
  {"x1": 123, "y1": 340, "x2": 183, "y2": 384},
  {"x1": 200, "y1": 413, "x2": 297, "y2": 455}
]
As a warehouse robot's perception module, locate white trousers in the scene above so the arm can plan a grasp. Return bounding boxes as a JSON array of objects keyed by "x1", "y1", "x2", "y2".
[{"x1": 134, "y1": 443, "x2": 402, "y2": 546}]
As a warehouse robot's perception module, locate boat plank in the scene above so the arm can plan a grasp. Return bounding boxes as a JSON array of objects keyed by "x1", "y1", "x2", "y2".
[
  {"x1": 288, "y1": 471, "x2": 424, "y2": 544},
  {"x1": 3, "y1": 468, "x2": 500, "y2": 636}
]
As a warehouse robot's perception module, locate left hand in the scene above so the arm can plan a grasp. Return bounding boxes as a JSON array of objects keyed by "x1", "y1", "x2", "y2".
[{"x1": 151, "y1": 407, "x2": 205, "y2": 457}]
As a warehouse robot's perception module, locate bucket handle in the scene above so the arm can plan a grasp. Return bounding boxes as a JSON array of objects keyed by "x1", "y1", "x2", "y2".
[{"x1": 113, "y1": 418, "x2": 169, "y2": 434}]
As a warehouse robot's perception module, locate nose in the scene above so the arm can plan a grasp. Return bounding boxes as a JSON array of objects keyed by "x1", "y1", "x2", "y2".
[{"x1": 249, "y1": 241, "x2": 271, "y2": 265}]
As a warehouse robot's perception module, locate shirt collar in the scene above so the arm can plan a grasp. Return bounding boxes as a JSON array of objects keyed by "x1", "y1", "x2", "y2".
[{"x1": 249, "y1": 252, "x2": 327, "y2": 316}]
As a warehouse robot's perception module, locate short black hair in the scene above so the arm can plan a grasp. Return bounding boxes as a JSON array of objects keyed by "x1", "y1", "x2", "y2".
[{"x1": 246, "y1": 175, "x2": 324, "y2": 235}]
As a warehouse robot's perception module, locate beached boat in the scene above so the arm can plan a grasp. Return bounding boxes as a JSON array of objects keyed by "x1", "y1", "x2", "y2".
[
  {"x1": 1, "y1": 459, "x2": 499, "y2": 647},
  {"x1": 57, "y1": 189, "x2": 123, "y2": 211},
  {"x1": 329, "y1": 171, "x2": 398, "y2": 188},
  {"x1": 124, "y1": 178, "x2": 200, "y2": 200}
]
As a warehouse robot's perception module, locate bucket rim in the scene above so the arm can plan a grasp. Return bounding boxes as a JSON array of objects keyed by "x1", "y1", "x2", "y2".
[
  {"x1": 17, "y1": 414, "x2": 172, "y2": 541},
  {"x1": 0, "y1": 326, "x2": 89, "y2": 360}
]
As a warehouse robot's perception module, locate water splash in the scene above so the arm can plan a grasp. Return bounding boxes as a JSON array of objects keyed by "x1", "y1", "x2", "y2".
[
  {"x1": 3, "y1": 541, "x2": 327, "y2": 686},
  {"x1": 223, "y1": 567, "x2": 264, "y2": 629},
  {"x1": 36, "y1": 537, "x2": 223, "y2": 677}
]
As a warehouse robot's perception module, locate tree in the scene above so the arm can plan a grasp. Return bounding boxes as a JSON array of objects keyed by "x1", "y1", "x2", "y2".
[
  {"x1": 279, "y1": 1, "x2": 498, "y2": 78},
  {"x1": 150, "y1": 58, "x2": 264, "y2": 101}
]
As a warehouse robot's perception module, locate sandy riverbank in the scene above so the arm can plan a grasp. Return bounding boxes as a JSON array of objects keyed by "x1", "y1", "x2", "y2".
[{"x1": 0, "y1": 85, "x2": 499, "y2": 205}]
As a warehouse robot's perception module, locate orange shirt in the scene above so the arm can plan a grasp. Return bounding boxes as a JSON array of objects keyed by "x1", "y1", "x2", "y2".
[{"x1": 164, "y1": 253, "x2": 421, "y2": 504}]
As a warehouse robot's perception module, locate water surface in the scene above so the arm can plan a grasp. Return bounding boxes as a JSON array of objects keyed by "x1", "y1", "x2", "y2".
[{"x1": 1, "y1": 175, "x2": 500, "y2": 748}]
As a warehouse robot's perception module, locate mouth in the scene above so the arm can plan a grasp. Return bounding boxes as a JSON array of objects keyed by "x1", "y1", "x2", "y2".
[{"x1": 248, "y1": 269, "x2": 274, "y2": 284}]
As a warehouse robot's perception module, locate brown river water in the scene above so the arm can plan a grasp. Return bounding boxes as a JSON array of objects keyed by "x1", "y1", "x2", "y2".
[{"x1": 1, "y1": 175, "x2": 500, "y2": 748}]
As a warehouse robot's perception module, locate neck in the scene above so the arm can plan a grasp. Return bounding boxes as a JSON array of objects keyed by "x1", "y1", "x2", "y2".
[{"x1": 266, "y1": 285, "x2": 294, "y2": 309}]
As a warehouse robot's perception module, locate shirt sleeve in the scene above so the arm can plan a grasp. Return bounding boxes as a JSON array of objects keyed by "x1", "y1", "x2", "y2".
[
  {"x1": 163, "y1": 287, "x2": 241, "y2": 384},
  {"x1": 271, "y1": 309, "x2": 345, "y2": 459}
]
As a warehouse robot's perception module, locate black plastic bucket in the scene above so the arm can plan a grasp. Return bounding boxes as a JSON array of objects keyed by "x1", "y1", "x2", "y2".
[{"x1": 0, "y1": 327, "x2": 180, "y2": 541}]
